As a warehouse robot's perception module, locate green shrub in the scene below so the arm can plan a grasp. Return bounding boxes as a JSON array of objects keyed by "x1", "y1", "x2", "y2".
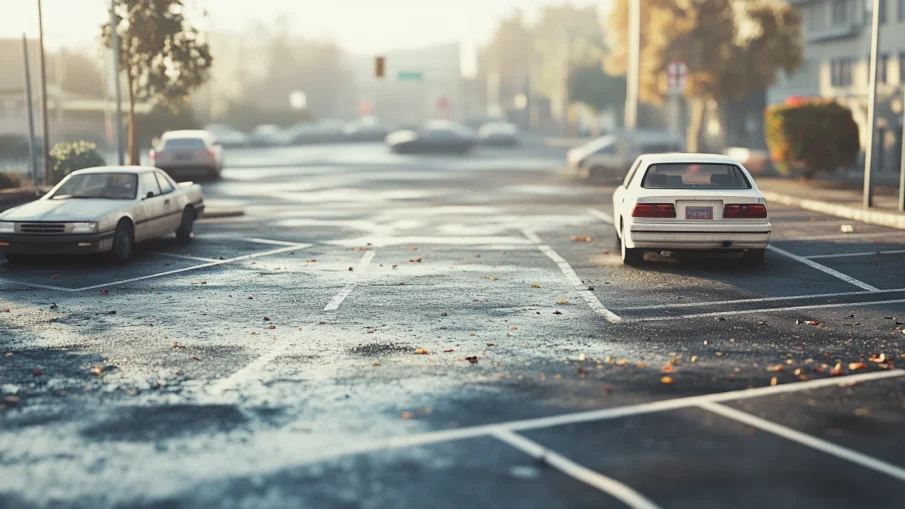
[
  {"x1": 49, "y1": 141, "x2": 107, "y2": 184},
  {"x1": 764, "y1": 100, "x2": 860, "y2": 179},
  {"x1": 0, "y1": 172, "x2": 25, "y2": 190}
]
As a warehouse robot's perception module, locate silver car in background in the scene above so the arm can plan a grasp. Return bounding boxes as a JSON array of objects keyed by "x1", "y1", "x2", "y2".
[
  {"x1": 150, "y1": 130, "x2": 223, "y2": 180},
  {"x1": 0, "y1": 167, "x2": 204, "y2": 263}
]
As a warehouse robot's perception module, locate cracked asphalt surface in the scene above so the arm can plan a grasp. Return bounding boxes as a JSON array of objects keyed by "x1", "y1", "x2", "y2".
[{"x1": 2, "y1": 141, "x2": 905, "y2": 508}]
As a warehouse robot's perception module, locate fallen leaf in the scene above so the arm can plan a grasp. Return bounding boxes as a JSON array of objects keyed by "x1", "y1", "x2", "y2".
[
  {"x1": 488, "y1": 276, "x2": 498, "y2": 281},
  {"x1": 553, "y1": 310, "x2": 562, "y2": 315},
  {"x1": 556, "y1": 299, "x2": 569, "y2": 305},
  {"x1": 264, "y1": 316, "x2": 271, "y2": 321},
  {"x1": 172, "y1": 342, "x2": 185, "y2": 349},
  {"x1": 661, "y1": 364, "x2": 675, "y2": 373},
  {"x1": 660, "y1": 376, "x2": 674, "y2": 384},
  {"x1": 89, "y1": 366, "x2": 103, "y2": 376},
  {"x1": 510, "y1": 326, "x2": 518, "y2": 331},
  {"x1": 869, "y1": 353, "x2": 887, "y2": 363},
  {"x1": 602, "y1": 250, "x2": 610, "y2": 255},
  {"x1": 348, "y1": 267, "x2": 354, "y2": 271},
  {"x1": 440, "y1": 312, "x2": 448, "y2": 316},
  {"x1": 32, "y1": 369, "x2": 42, "y2": 376},
  {"x1": 443, "y1": 348, "x2": 455, "y2": 353},
  {"x1": 615, "y1": 359, "x2": 630, "y2": 366},
  {"x1": 5, "y1": 396, "x2": 18, "y2": 406},
  {"x1": 392, "y1": 264, "x2": 398, "y2": 269},
  {"x1": 829, "y1": 363, "x2": 845, "y2": 376},
  {"x1": 531, "y1": 284, "x2": 540, "y2": 288},
  {"x1": 372, "y1": 362, "x2": 381, "y2": 367},
  {"x1": 266, "y1": 325, "x2": 276, "y2": 330},
  {"x1": 636, "y1": 363, "x2": 648, "y2": 368},
  {"x1": 409, "y1": 257, "x2": 423, "y2": 263},
  {"x1": 571, "y1": 235, "x2": 592, "y2": 242},
  {"x1": 486, "y1": 343, "x2": 495, "y2": 347},
  {"x1": 366, "y1": 329, "x2": 376, "y2": 333},
  {"x1": 808, "y1": 320, "x2": 819, "y2": 326},
  {"x1": 770, "y1": 377, "x2": 778, "y2": 386},
  {"x1": 766, "y1": 365, "x2": 784, "y2": 372},
  {"x1": 247, "y1": 296, "x2": 254, "y2": 300},
  {"x1": 414, "y1": 348, "x2": 429, "y2": 355},
  {"x1": 848, "y1": 362, "x2": 867, "y2": 371},
  {"x1": 465, "y1": 356, "x2": 478, "y2": 364},
  {"x1": 401, "y1": 411, "x2": 413, "y2": 419},
  {"x1": 190, "y1": 355, "x2": 201, "y2": 361}
]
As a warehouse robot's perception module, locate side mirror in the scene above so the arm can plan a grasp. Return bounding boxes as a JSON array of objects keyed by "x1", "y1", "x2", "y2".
[{"x1": 145, "y1": 191, "x2": 155, "y2": 199}]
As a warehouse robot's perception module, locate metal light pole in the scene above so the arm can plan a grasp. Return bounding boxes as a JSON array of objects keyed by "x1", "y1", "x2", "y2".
[
  {"x1": 900, "y1": 90, "x2": 905, "y2": 210},
  {"x1": 110, "y1": 0, "x2": 124, "y2": 165},
  {"x1": 863, "y1": 0, "x2": 881, "y2": 208},
  {"x1": 624, "y1": 0, "x2": 641, "y2": 130},
  {"x1": 37, "y1": 0, "x2": 50, "y2": 184},
  {"x1": 21, "y1": 35, "x2": 38, "y2": 187}
]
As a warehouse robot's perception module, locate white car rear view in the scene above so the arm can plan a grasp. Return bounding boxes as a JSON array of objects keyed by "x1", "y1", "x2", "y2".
[{"x1": 613, "y1": 153, "x2": 771, "y2": 267}]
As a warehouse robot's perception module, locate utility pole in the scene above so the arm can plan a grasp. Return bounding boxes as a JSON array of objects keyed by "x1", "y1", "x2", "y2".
[
  {"x1": 22, "y1": 35, "x2": 38, "y2": 187},
  {"x1": 37, "y1": 0, "x2": 50, "y2": 184},
  {"x1": 111, "y1": 0, "x2": 124, "y2": 165},
  {"x1": 624, "y1": 0, "x2": 641, "y2": 130},
  {"x1": 900, "y1": 85, "x2": 905, "y2": 210},
  {"x1": 863, "y1": 0, "x2": 881, "y2": 208}
]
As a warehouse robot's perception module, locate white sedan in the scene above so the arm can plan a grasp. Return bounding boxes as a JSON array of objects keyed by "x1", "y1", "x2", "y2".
[
  {"x1": 0, "y1": 166, "x2": 204, "y2": 263},
  {"x1": 612, "y1": 153, "x2": 771, "y2": 267}
]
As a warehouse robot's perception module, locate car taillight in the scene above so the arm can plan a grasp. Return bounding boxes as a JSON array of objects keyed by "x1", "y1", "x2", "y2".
[
  {"x1": 149, "y1": 150, "x2": 156, "y2": 161},
  {"x1": 632, "y1": 203, "x2": 676, "y2": 218},
  {"x1": 201, "y1": 149, "x2": 215, "y2": 158},
  {"x1": 723, "y1": 204, "x2": 767, "y2": 219}
]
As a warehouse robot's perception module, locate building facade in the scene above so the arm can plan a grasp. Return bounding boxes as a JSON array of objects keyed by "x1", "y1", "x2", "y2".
[{"x1": 769, "y1": 0, "x2": 905, "y2": 174}]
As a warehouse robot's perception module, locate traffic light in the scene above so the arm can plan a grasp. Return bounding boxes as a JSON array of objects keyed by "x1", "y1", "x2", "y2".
[{"x1": 375, "y1": 56, "x2": 385, "y2": 78}]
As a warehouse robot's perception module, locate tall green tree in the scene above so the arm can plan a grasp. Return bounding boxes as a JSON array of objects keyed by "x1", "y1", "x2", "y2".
[
  {"x1": 606, "y1": 0, "x2": 801, "y2": 151},
  {"x1": 102, "y1": 0, "x2": 213, "y2": 163}
]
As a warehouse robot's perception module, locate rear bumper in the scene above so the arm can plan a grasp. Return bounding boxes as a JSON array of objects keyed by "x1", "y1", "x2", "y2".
[
  {"x1": 626, "y1": 224, "x2": 771, "y2": 250},
  {"x1": 0, "y1": 231, "x2": 116, "y2": 255}
]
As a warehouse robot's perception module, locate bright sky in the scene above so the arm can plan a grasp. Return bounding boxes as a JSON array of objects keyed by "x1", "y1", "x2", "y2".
[{"x1": 1, "y1": 0, "x2": 606, "y2": 54}]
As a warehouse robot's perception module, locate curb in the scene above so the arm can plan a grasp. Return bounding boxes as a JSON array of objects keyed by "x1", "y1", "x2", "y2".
[
  {"x1": 200, "y1": 209, "x2": 245, "y2": 219},
  {"x1": 762, "y1": 191, "x2": 905, "y2": 231}
]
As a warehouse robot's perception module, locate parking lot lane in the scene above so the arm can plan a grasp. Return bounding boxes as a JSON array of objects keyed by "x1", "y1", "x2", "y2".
[
  {"x1": 793, "y1": 253, "x2": 905, "y2": 291},
  {"x1": 723, "y1": 377, "x2": 905, "y2": 469},
  {"x1": 521, "y1": 407, "x2": 905, "y2": 509}
]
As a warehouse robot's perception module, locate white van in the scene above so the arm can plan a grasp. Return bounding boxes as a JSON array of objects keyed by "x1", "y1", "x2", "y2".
[{"x1": 566, "y1": 130, "x2": 685, "y2": 180}]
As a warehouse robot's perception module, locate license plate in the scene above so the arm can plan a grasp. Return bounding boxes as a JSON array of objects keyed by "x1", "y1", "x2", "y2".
[
  {"x1": 686, "y1": 207, "x2": 713, "y2": 220},
  {"x1": 175, "y1": 153, "x2": 192, "y2": 160}
]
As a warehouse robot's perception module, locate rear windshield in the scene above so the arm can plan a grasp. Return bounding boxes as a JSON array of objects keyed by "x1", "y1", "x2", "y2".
[
  {"x1": 641, "y1": 163, "x2": 751, "y2": 189},
  {"x1": 162, "y1": 138, "x2": 207, "y2": 149}
]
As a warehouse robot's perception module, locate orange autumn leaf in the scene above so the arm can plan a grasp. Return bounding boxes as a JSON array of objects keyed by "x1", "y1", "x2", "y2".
[
  {"x1": 661, "y1": 364, "x2": 675, "y2": 373},
  {"x1": 615, "y1": 359, "x2": 630, "y2": 366},
  {"x1": 848, "y1": 362, "x2": 867, "y2": 371},
  {"x1": 414, "y1": 348, "x2": 429, "y2": 355},
  {"x1": 660, "y1": 376, "x2": 674, "y2": 384},
  {"x1": 766, "y1": 365, "x2": 784, "y2": 372}
]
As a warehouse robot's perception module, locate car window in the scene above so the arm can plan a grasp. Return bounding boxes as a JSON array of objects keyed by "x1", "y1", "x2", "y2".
[
  {"x1": 162, "y1": 138, "x2": 207, "y2": 149},
  {"x1": 140, "y1": 172, "x2": 162, "y2": 197},
  {"x1": 155, "y1": 172, "x2": 175, "y2": 194},
  {"x1": 641, "y1": 163, "x2": 752, "y2": 189},
  {"x1": 623, "y1": 158, "x2": 643, "y2": 187},
  {"x1": 50, "y1": 173, "x2": 138, "y2": 200}
]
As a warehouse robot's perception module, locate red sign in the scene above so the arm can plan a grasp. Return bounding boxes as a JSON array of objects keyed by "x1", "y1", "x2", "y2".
[
  {"x1": 437, "y1": 97, "x2": 448, "y2": 111},
  {"x1": 667, "y1": 60, "x2": 688, "y2": 93},
  {"x1": 359, "y1": 99, "x2": 373, "y2": 115}
]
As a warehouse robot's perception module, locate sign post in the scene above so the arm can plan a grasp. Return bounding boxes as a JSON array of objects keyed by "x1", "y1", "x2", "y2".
[{"x1": 666, "y1": 59, "x2": 688, "y2": 139}]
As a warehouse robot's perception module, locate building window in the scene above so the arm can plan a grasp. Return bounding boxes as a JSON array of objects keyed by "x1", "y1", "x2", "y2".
[
  {"x1": 831, "y1": 58, "x2": 855, "y2": 87},
  {"x1": 832, "y1": 0, "x2": 853, "y2": 26},
  {"x1": 879, "y1": 53, "x2": 889, "y2": 83}
]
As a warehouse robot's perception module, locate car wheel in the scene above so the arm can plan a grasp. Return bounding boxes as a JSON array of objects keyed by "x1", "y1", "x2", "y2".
[
  {"x1": 175, "y1": 207, "x2": 196, "y2": 242},
  {"x1": 621, "y1": 226, "x2": 643, "y2": 266},
  {"x1": 111, "y1": 220, "x2": 135, "y2": 263},
  {"x1": 741, "y1": 248, "x2": 766, "y2": 268}
]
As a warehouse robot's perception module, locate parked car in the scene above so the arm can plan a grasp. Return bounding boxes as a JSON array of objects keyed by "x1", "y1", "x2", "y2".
[
  {"x1": 0, "y1": 166, "x2": 204, "y2": 263},
  {"x1": 567, "y1": 129, "x2": 685, "y2": 180},
  {"x1": 386, "y1": 120, "x2": 478, "y2": 154},
  {"x1": 342, "y1": 116, "x2": 392, "y2": 142},
  {"x1": 613, "y1": 153, "x2": 771, "y2": 267},
  {"x1": 150, "y1": 130, "x2": 223, "y2": 181},
  {"x1": 249, "y1": 125, "x2": 292, "y2": 147},
  {"x1": 203, "y1": 124, "x2": 249, "y2": 147},
  {"x1": 288, "y1": 119, "x2": 345, "y2": 145},
  {"x1": 477, "y1": 121, "x2": 519, "y2": 146}
]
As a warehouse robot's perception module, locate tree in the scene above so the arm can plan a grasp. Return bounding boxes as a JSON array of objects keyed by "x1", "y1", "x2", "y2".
[
  {"x1": 102, "y1": 0, "x2": 213, "y2": 164},
  {"x1": 605, "y1": 0, "x2": 801, "y2": 152},
  {"x1": 568, "y1": 66, "x2": 626, "y2": 116},
  {"x1": 485, "y1": 10, "x2": 534, "y2": 93}
]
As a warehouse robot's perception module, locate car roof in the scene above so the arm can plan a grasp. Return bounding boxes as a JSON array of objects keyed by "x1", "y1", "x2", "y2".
[
  {"x1": 161, "y1": 130, "x2": 212, "y2": 139},
  {"x1": 639, "y1": 153, "x2": 740, "y2": 165},
  {"x1": 70, "y1": 166, "x2": 160, "y2": 175}
]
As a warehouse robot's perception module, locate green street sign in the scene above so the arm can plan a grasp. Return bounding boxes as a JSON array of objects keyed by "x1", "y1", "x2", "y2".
[{"x1": 397, "y1": 71, "x2": 423, "y2": 81}]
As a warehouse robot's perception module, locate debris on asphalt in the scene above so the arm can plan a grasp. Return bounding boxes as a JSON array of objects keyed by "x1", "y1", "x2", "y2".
[
  {"x1": 829, "y1": 363, "x2": 845, "y2": 376},
  {"x1": 372, "y1": 362, "x2": 381, "y2": 367},
  {"x1": 49, "y1": 303, "x2": 57, "y2": 310},
  {"x1": 443, "y1": 348, "x2": 454, "y2": 353},
  {"x1": 571, "y1": 235, "x2": 592, "y2": 242},
  {"x1": 465, "y1": 356, "x2": 478, "y2": 364},
  {"x1": 400, "y1": 411, "x2": 413, "y2": 419},
  {"x1": 660, "y1": 376, "x2": 674, "y2": 384},
  {"x1": 553, "y1": 310, "x2": 562, "y2": 315},
  {"x1": 409, "y1": 256, "x2": 423, "y2": 263},
  {"x1": 414, "y1": 348, "x2": 429, "y2": 355},
  {"x1": 840, "y1": 224, "x2": 854, "y2": 233},
  {"x1": 556, "y1": 299, "x2": 569, "y2": 305},
  {"x1": 172, "y1": 342, "x2": 185, "y2": 349},
  {"x1": 486, "y1": 343, "x2": 495, "y2": 347},
  {"x1": 32, "y1": 369, "x2": 42, "y2": 377},
  {"x1": 266, "y1": 325, "x2": 276, "y2": 330},
  {"x1": 5, "y1": 396, "x2": 18, "y2": 406},
  {"x1": 488, "y1": 276, "x2": 498, "y2": 281},
  {"x1": 869, "y1": 353, "x2": 887, "y2": 363},
  {"x1": 531, "y1": 284, "x2": 540, "y2": 288},
  {"x1": 89, "y1": 366, "x2": 103, "y2": 376},
  {"x1": 770, "y1": 377, "x2": 778, "y2": 386},
  {"x1": 848, "y1": 362, "x2": 866, "y2": 371},
  {"x1": 615, "y1": 359, "x2": 630, "y2": 366},
  {"x1": 661, "y1": 364, "x2": 675, "y2": 373},
  {"x1": 766, "y1": 365, "x2": 784, "y2": 372},
  {"x1": 190, "y1": 355, "x2": 202, "y2": 361}
]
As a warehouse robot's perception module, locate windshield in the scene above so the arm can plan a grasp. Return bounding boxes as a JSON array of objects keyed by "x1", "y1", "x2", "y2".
[
  {"x1": 49, "y1": 173, "x2": 138, "y2": 200},
  {"x1": 161, "y1": 138, "x2": 207, "y2": 149},
  {"x1": 641, "y1": 163, "x2": 752, "y2": 189}
]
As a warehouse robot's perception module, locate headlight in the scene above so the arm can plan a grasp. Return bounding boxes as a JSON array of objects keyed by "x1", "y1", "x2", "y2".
[
  {"x1": 0, "y1": 222, "x2": 14, "y2": 233},
  {"x1": 71, "y1": 222, "x2": 98, "y2": 234}
]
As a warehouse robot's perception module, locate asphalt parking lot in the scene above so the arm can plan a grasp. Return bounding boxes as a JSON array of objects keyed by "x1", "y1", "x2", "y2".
[{"x1": 2, "y1": 143, "x2": 905, "y2": 508}]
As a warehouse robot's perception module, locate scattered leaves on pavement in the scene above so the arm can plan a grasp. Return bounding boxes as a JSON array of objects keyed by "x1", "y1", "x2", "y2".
[
  {"x1": 869, "y1": 353, "x2": 887, "y2": 363},
  {"x1": 401, "y1": 411, "x2": 413, "y2": 420},
  {"x1": 172, "y1": 342, "x2": 185, "y2": 349},
  {"x1": 615, "y1": 359, "x2": 630, "y2": 366},
  {"x1": 661, "y1": 364, "x2": 675, "y2": 373},
  {"x1": 531, "y1": 284, "x2": 540, "y2": 288},
  {"x1": 848, "y1": 362, "x2": 867, "y2": 371},
  {"x1": 190, "y1": 355, "x2": 201, "y2": 361},
  {"x1": 829, "y1": 363, "x2": 845, "y2": 376},
  {"x1": 89, "y1": 366, "x2": 103, "y2": 376},
  {"x1": 409, "y1": 257, "x2": 423, "y2": 263},
  {"x1": 571, "y1": 235, "x2": 592, "y2": 242},
  {"x1": 443, "y1": 348, "x2": 454, "y2": 353},
  {"x1": 267, "y1": 325, "x2": 276, "y2": 330},
  {"x1": 486, "y1": 343, "x2": 495, "y2": 347},
  {"x1": 766, "y1": 365, "x2": 784, "y2": 372},
  {"x1": 372, "y1": 362, "x2": 381, "y2": 367},
  {"x1": 556, "y1": 299, "x2": 569, "y2": 305}
]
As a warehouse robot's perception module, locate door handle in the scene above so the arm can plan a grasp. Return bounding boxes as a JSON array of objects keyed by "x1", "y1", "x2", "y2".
[{"x1": 164, "y1": 199, "x2": 170, "y2": 204}]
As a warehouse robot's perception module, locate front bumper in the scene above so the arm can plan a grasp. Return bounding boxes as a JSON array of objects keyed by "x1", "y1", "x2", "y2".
[
  {"x1": 626, "y1": 223, "x2": 772, "y2": 251},
  {"x1": 0, "y1": 231, "x2": 116, "y2": 255}
]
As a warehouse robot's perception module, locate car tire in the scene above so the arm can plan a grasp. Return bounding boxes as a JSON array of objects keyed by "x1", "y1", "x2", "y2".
[
  {"x1": 621, "y1": 226, "x2": 643, "y2": 266},
  {"x1": 741, "y1": 248, "x2": 766, "y2": 268},
  {"x1": 175, "y1": 207, "x2": 196, "y2": 242},
  {"x1": 111, "y1": 220, "x2": 135, "y2": 263}
]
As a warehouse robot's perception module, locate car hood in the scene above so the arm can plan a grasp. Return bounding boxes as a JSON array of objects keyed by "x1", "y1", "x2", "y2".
[{"x1": 0, "y1": 198, "x2": 130, "y2": 222}]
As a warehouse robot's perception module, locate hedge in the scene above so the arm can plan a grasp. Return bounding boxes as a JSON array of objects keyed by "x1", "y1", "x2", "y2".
[
  {"x1": 49, "y1": 141, "x2": 107, "y2": 184},
  {"x1": 764, "y1": 100, "x2": 860, "y2": 178}
]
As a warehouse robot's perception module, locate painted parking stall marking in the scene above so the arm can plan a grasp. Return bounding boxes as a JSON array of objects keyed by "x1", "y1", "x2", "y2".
[{"x1": 767, "y1": 245, "x2": 880, "y2": 292}]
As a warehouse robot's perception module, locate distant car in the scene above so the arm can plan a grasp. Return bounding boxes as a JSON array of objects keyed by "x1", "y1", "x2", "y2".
[
  {"x1": 289, "y1": 119, "x2": 345, "y2": 145},
  {"x1": 386, "y1": 120, "x2": 477, "y2": 154},
  {"x1": 150, "y1": 130, "x2": 223, "y2": 180},
  {"x1": 0, "y1": 166, "x2": 204, "y2": 263},
  {"x1": 249, "y1": 125, "x2": 292, "y2": 147},
  {"x1": 203, "y1": 124, "x2": 248, "y2": 147},
  {"x1": 342, "y1": 116, "x2": 392, "y2": 142},
  {"x1": 478, "y1": 121, "x2": 519, "y2": 146},
  {"x1": 613, "y1": 153, "x2": 771, "y2": 267},
  {"x1": 567, "y1": 130, "x2": 684, "y2": 180}
]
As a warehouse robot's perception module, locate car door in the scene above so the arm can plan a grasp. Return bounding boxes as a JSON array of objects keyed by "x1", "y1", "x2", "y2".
[
  {"x1": 137, "y1": 172, "x2": 167, "y2": 241},
  {"x1": 155, "y1": 171, "x2": 183, "y2": 231}
]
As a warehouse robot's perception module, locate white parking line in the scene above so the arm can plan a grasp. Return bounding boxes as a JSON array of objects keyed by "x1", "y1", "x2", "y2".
[
  {"x1": 323, "y1": 250, "x2": 376, "y2": 312},
  {"x1": 767, "y1": 245, "x2": 879, "y2": 292},
  {"x1": 152, "y1": 252, "x2": 221, "y2": 263},
  {"x1": 520, "y1": 228, "x2": 543, "y2": 244},
  {"x1": 243, "y1": 237, "x2": 307, "y2": 247},
  {"x1": 588, "y1": 208, "x2": 615, "y2": 224},
  {"x1": 533, "y1": 242, "x2": 622, "y2": 324},
  {"x1": 806, "y1": 249, "x2": 905, "y2": 260},
  {"x1": 625, "y1": 297, "x2": 905, "y2": 322},
  {"x1": 271, "y1": 370, "x2": 904, "y2": 468},
  {"x1": 788, "y1": 231, "x2": 905, "y2": 241},
  {"x1": 698, "y1": 401, "x2": 905, "y2": 483},
  {"x1": 206, "y1": 347, "x2": 289, "y2": 396},
  {"x1": 492, "y1": 429, "x2": 662, "y2": 509},
  {"x1": 0, "y1": 278, "x2": 72, "y2": 292},
  {"x1": 617, "y1": 288, "x2": 905, "y2": 311}
]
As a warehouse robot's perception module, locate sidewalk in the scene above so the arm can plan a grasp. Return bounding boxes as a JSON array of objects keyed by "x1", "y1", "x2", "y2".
[{"x1": 756, "y1": 177, "x2": 905, "y2": 230}]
